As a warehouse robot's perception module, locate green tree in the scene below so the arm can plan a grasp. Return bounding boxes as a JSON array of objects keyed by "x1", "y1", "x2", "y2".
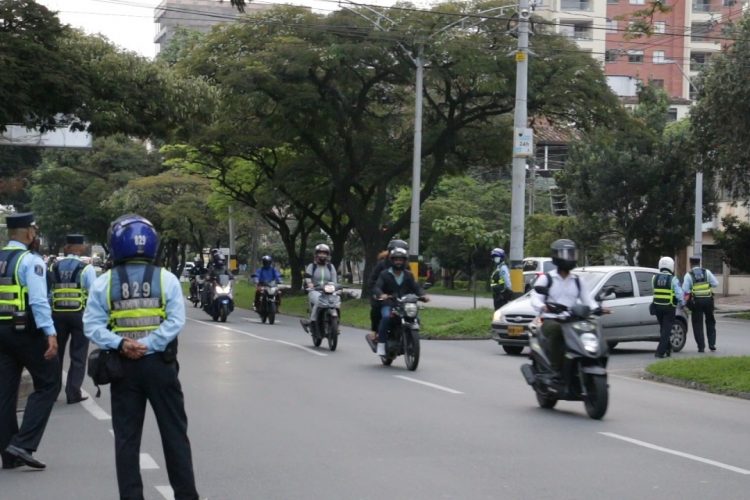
[
  {"x1": 175, "y1": 1, "x2": 619, "y2": 291},
  {"x1": 29, "y1": 135, "x2": 162, "y2": 252},
  {"x1": 691, "y1": 14, "x2": 750, "y2": 198},
  {"x1": 713, "y1": 215, "x2": 750, "y2": 274}
]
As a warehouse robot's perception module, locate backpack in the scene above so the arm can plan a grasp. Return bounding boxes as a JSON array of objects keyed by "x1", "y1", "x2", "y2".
[{"x1": 541, "y1": 271, "x2": 581, "y2": 296}]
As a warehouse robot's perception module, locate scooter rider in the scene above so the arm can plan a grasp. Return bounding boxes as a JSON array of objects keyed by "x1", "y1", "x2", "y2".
[
  {"x1": 253, "y1": 255, "x2": 283, "y2": 311},
  {"x1": 366, "y1": 239, "x2": 408, "y2": 345},
  {"x1": 530, "y1": 239, "x2": 598, "y2": 379},
  {"x1": 301, "y1": 244, "x2": 337, "y2": 333},
  {"x1": 490, "y1": 247, "x2": 512, "y2": 310},
  {"x1": 371, "y1": 247, "x2": 429, "y2": 356}
]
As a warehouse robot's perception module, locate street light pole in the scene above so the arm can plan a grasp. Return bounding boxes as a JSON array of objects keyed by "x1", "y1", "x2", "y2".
[
  {"x1": 409, "y1": 44, "x2": 424, "y2": 277},
  {"x1": 509, "y1": 0, "x2": 531, "y2": 294}
]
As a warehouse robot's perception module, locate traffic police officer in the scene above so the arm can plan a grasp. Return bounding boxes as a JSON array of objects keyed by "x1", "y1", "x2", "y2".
[
  {"x1": 83, "y1": 214, "x2": 199, "y2": 500},
  {"x1": 49, "y1": 234, "x2": 97, "y2": 404},
  {"x1": 490, "y1": 247, "x2": 512, "y2": 310},
  {"x1": 683, "y1": 255, "x2": 719, "y2": 352},
  {"x1": 0, "y1": 212, "x2": 59, "y2": 470},
  {"x1": 652, "y1": 256, "x2": 685, "y2": 358}
]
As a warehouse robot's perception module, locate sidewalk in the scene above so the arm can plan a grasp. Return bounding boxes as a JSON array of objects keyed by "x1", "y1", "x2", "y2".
[{"x1": 715, "y1": 295, "x2": 750, "y2": 313}]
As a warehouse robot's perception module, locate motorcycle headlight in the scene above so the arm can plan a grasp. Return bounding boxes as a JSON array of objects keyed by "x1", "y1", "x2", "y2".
[
  {"x1": 580, "y1": 333, "x2": 599, "y2": 353},
  {"x1": 268, "y1": 287, "x2": 277, "y2": 295},
  {"x1": 216, "y1": 285, "x2": 231, "y2": 294},
  {"x1": 404, "y1": 302, "x2": 418, "y2": 318},
  {"x1": 323, "y1": 283, "x2": 336, "y2": 294}
]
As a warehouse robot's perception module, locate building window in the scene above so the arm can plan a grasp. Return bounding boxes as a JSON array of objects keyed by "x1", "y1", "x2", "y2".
[
  {"x1": 651, "y1": 79, "x2": 665, "y2": 89},
  {"x1": 608, "y1": 0, "x2": 619, "y2": 3},
  {"x1": 606, "y1": 19, "x2": 618, "y2": 33},
  {"x1": 628, "y1": 50, "x2": 644, "y2": 63},
  {"x1": 691, "y1": 22, "x2": 712, "y2": 42},
  {"x1": 630, "y1": 0, "x2": 645, "y2": 4},
  {"x1": 723, "y1": 0, "x2": 737, "y2": 6},
  {"x1": 605, "y1": 50, "x2": 619, "y2": 62},
  {"x1": 561, "y1": 0, "x2": 592, "y2": 10},
  {"x1": 654, "y1": 22, "x2": 666, "y2": 34},
  {"x1": 667, "y1": 107, "x2": 678, "y2": 122},
  {"x1": 693, "y1": 0, "x2": 712, "y2": 12},
  {"x1": 703, "y1": 246, "x2": 724, "y2": 275},
  {"x1": 691, "y1": 51, "x2": 712, "y2": 70},
  {"x1": 653, "y1": 50, "x2": 666, "y2": 63}
]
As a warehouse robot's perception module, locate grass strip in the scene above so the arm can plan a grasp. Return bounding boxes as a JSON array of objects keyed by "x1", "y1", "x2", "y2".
[
  {"x1": 647, "y1": 357, "x2": 750, "y2": 395},
  {"x1": 728, "y1": 312, "x2": 750, "y2": 320}
]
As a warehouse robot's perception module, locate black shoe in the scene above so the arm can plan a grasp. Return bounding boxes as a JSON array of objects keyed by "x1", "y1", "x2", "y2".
[
  {"x1": 709, "y1": 346, "x2": 717, "y2": 352},
  {"x1": 1, "y1": 452, "x2": 23, "y2": 470},
  {"x1": 698, "y1": 348, "x2": 705, "y2": 353},
  {"x1": 4, "y1": 445, "x2": 45, "y2": 469},
  {"x1": 67, "y1": 396, "x2": 89, "y2": 405},
  {"x1": 655, "y1": 353, "x2": 667, "y2": 358},
  {"x1": 365, "y1": 333, "x2": 377, "y2": 353},
  {"x1": 300, "y1": 319, "x2": 310, "y2": 333}
]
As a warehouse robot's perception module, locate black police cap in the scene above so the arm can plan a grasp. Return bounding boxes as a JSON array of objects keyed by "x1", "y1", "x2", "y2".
[
  {"x1": 5, "y1": 212, "x2": 36, "y2": 229},
  {"x1": 66, "y1": 234, "x2": 85, "y2": 245}
]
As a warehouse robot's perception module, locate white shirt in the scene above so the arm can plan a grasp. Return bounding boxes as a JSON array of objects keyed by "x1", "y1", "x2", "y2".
[{"x1": 530, "y1": 270, "x2": 597, "y2": 318}]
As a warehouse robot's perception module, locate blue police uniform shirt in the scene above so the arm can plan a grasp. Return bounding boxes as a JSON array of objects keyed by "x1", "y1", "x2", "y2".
[
  {"x1": 5, "y1": 240, "x2": 56, "y2": 336},
  {"x1": 670, "y1": 275, "x2": 686, "y2": 306},
  {"x1": 496, "y1": 263, "x2": 511, "y2": 287},
  {"x1": 49, "y1": 255, "x2": 98, "y2": 297},
  {"x1": 83, "y1": 265, "x2": 185, "y2": 354},
  {"x1": 682, "y1": 267, "x2": 719, "y2": 293},
  {"x1": 253, "y1": 266, "x2": 282, "y2": 284}
]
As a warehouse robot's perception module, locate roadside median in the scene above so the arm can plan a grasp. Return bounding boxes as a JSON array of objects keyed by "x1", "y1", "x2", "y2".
[{"x1": 645, "y1": 356, "x2": 750, "y2": 400}]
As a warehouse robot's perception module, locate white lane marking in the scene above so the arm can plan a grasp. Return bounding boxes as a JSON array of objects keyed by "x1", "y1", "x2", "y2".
[
  {"x1": 600, "y1": 432, "x2": 750, "y2": 475},
  {"x1": 140, "y1": 453, "x2": 159, "y2": 470},
  {"x1": 394, "y1": 375, "x2": 464, "y2": 395},
  {"x1": 62, "y1": 369, "x2": 111, "y2": 420},
  {"x1": 155, "y1": 485, "x2": 174, "y2": 499},
  {"x1": 189, "y1": 318, "x2": 327, "y2": 356}
]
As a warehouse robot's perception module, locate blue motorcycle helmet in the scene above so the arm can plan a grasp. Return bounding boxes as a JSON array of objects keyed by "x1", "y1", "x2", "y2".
[{"x1": 108, "y1": 214, "x2": 159, "y2": 264}]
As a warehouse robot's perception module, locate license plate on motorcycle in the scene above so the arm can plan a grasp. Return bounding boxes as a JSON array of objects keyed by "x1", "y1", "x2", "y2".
[
  {"x1": 507, "y1": 325, "x2": 525, "y2": 336},
  {"x1": 222, "y1": 299, "x2": 229, "y2": 304}
]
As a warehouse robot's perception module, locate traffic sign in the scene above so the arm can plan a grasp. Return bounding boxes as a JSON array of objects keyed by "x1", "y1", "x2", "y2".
[{"x1": 513, "y1": 127, "x2": 534, "y2": 158}]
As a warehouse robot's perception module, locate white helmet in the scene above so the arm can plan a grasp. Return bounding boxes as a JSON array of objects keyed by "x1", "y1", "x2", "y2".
[{"x1": 658, "y1": 256, "x2": 675, "y2": 273}]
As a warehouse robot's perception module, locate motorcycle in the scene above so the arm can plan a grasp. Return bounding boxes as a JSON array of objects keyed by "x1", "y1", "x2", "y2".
[
  {"x1": 257, "y1": 280, "x2": 281, "y2": 325},
  {"x1": 189, "y1": 273, "x2": 207, "y2": 308},
  {"x1": 376, "y1": 294, "x2": 425, "y2": 371},
  {"x1": 520, "y1": 301, "x2": 609, "y2": 420},
  {"x1": 305, "y1": 282, "x2": 341, "y2": 351},
  {"x1": 203, "y1": 273, "x2": 234, "y2": 322}
]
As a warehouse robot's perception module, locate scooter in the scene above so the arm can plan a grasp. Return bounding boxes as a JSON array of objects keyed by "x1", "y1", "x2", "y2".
[
  {"x1": 302, "y1": 282, "x2": 341, "y2": 351},
  {"x1": 520, "y1": 301, "x2": 609, "y2": 419},
  {"x1": 203, "y1": 273, "x2": 234, "y2": 322}
]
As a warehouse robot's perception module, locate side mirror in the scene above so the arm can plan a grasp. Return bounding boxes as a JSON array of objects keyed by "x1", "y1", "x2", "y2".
[{"x1": 596, "y1": 286, "x2": 616, "y2": 301}]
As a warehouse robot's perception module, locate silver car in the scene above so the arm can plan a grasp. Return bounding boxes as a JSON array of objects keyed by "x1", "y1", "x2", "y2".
[{"x1": 491, "y1": 266, "x2": 688, "y2": 355}]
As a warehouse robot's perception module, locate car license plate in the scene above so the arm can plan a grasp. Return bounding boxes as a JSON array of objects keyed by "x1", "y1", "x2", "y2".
[{"x1": 507, "y1": 325, "x2": 525, "y2": 336}]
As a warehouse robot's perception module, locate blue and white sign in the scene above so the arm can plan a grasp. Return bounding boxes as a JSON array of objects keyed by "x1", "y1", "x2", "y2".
[{"x1": 513, "y1": 127, "x2": 534, "y2": 158}]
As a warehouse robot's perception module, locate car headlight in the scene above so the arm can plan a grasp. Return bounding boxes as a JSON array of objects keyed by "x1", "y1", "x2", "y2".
[
  {"x1": 573, "y1": 321, "x2": 597, "y2": 333},
  {"x1": 324, "y1": 283, "x2": 336, "y2": 294},
  {"x1": 404, "y1": 302, "x2": 418, "y2": 318},
  {"x1": 493, "y1": 310, "x2": 503, "y2": 322},
  {"x1": 580, "y1": 333, "x2": 599, "y2": 353}
]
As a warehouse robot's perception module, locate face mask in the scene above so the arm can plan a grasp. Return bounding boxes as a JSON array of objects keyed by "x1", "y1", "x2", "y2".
[{"x1": 493, "y1": 257, "x2": 502, "y2": 264}]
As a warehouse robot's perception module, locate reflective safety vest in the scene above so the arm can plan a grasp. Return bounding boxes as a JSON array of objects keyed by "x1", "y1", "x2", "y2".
[
  {"x1": 0, "y1": 248, "x2": 30, "y2": 326},
  {"x1": 689, "y1": 268, "x2": 713, "y2": 298},
  {"x1": 652, "y1": 272, "x2": 675, "y2": 306},
  {"x1": 491, "y1": 265, "x2": 507, "y2": 290},
  {"x1": 50, "y1": 257, "x2": 87, "y2": 312},
  {"x1": 107, "y1": 264, "x2": 166, "y2": 340}
]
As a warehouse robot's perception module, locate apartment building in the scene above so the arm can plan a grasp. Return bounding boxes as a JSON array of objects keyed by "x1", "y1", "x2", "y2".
[{"x1": 154, "y1": 0, "x2": 271, "y2": 53}]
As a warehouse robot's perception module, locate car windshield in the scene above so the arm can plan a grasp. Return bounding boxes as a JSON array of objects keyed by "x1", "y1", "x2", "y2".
[{"x1": 573, "y1": 271, "x2": 607, "y2": 290}]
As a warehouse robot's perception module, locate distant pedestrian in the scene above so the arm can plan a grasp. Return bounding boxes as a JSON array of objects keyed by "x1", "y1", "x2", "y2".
[
  {"x1": 83, "y1": 214, "x2": 199, "y2": 500},
  {"x1": 683, "y1": 255, "x2": 719, "y2": 352},
  {"x1": 490, "y1": 248, "x2": 512, "y2": 310},
  {"x1": 49, "y1": 234, "x2": 97, "y2": 404},
  {"x1": 652, "y1": 256, "x2": 685, "y2": 358},
  {"x1": 425, "y1": 264, "x2": 435, "y2": 286},
  {"x1": 0, "y1": 212, "x2": 60, "y2": 470}
]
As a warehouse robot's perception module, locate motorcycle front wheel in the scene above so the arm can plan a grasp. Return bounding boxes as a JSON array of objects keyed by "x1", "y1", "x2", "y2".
[
  {"x1": 327, "y1": 316, "x2": 339, "y2": 351},
  {"x1": 268, "y1": 302, "x2": 276, "y2": 325},
  {"x1": 404, "y1": 328, "x2": 420, "y2": 371},
  {"x1": 583, "y1": 373, "x2": 608, "y2": 420},
  {"x1": 220, "y1": 304, "x2": 228, "y2": 323}
]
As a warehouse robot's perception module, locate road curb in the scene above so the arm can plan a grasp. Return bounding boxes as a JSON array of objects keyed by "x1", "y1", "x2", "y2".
[{"x1": 640, "y1": 371, "x2": 750, "y2": 401}]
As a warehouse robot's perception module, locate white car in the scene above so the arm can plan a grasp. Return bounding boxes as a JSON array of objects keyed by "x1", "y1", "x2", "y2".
[
  {"x1": 492, "y1": 265, "x2": 689, "y2": 355},
  {"x1": 522, "y1": 257, "x2": 555, "y2": 292}
]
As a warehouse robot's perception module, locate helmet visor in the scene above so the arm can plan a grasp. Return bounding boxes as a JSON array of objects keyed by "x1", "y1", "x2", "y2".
[{"x1": 555, "y1": 247, "x2": 578, "y2": 262}]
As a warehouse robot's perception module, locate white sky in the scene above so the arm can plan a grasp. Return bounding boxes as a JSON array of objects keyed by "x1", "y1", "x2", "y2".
[{"x1": 37, "y1": 0, "x2": 417, "y2": 59}]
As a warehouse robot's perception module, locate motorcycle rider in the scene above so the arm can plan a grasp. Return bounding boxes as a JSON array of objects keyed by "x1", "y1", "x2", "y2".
[
  {"x1": 490, "y1": 247, "x2": 512, "y2": 310},
  {"x1": 187, "y1": 256, "x2": 206, "y2": 302},
  {"x1": 530, "y1": 239, "x2": 598, "y2": 381},
  {"x1": 203, "y1": 249, "x2": 231, "y2": 306},
  {"x1": 371, "y1": 247, "x2": 429, "y2": 356},
  {"x1": 366, "y1": 239, "x2": 408, "y2": 345},
  {"x1": 652, "y1": 256, "x2": 685, "y2": 358},
  {"x1": 301, "y1": 244, "x2": 337, "y2": 334},
  {"x1": 253, "y1": 255, "x2": 283, "y2": 311}
]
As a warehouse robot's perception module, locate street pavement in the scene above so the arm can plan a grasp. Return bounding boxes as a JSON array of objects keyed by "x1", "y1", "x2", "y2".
[{"x1": 2, "y1": 302, "x2": 750, "y2": 499}]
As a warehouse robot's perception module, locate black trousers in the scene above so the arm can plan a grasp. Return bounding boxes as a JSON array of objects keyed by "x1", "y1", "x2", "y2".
[
  {"x1": 370, "y1": 302, "x2": 380, "y2": 332},
  {"x1": 0, "y1": 326, "x2": 60, "y2": 452},
  {"x1": 54, "y1": 313, "x2": 89, "y2": 402},
  {"x1": 492, "y1": 287, "x2": 509, "y2": 310},
  {"x1": 111, "y1": 355, "x2": 198, "y2": 500},
  {"x1": 691, "y1": 297, "x2": 716, "y2": 350},
  {"x1": 654, "y1": 305, "x2": 675, "y2": 356}
]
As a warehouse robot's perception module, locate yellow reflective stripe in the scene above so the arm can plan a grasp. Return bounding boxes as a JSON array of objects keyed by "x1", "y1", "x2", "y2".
[
  {"x1": 0, "y1": 250, "x2": 29, "y2": 315},
  {"x1": 110, "y1": 308, "x2": 166, "y2": 320}
]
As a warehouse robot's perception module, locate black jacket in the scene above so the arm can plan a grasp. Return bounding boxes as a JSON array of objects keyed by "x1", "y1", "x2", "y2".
[
  {"x1": 368, "y1": 260, "x2": 388, "y2": 304},
  {"x1": 373, "y1": 268, "x2": 423, "y2": 300}
]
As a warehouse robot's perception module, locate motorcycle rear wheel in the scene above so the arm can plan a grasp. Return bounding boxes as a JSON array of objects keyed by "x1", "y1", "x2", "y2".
[
  {"x1": 404, "y1": 329, "x2": 420, "y2": 371},
  {"x1": 583, "y1": 374, "x2": 608, "y2": 420},
  {"x1": 327, "y1": 317, "x2": 339, "y2": 351},
  {"x1": 380, "y1": 355, "x2": 393, "y2": 366}
]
